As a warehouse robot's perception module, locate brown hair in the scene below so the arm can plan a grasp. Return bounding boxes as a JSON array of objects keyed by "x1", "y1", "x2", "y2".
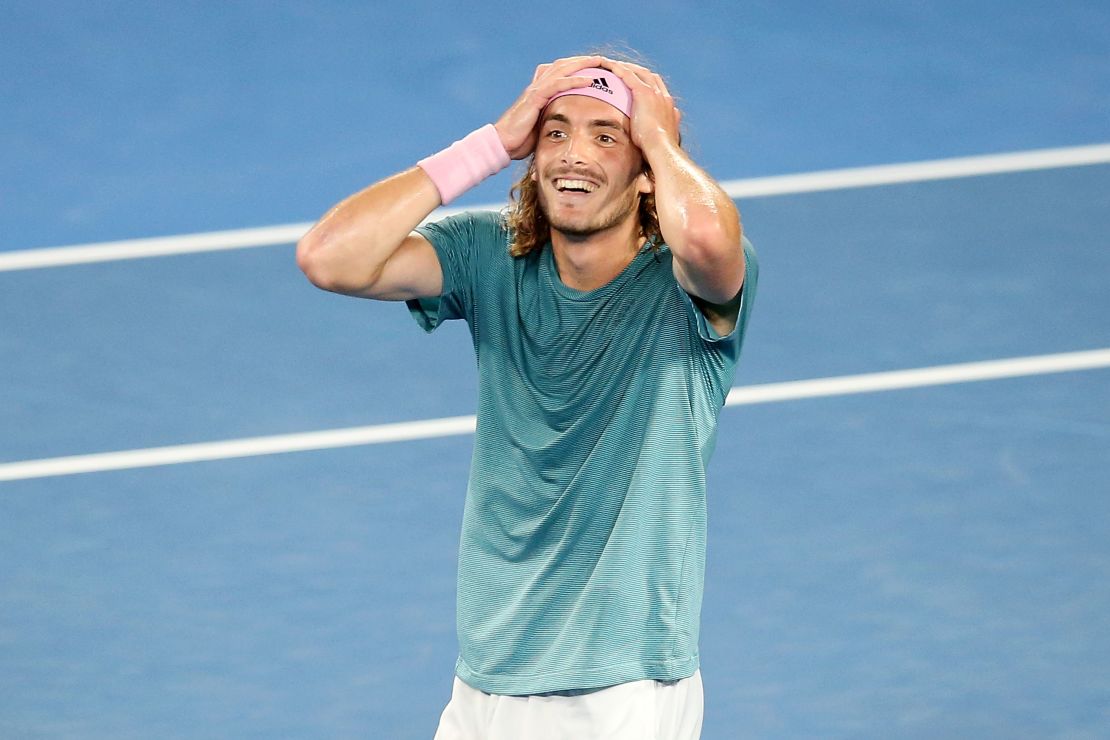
[{"x1": 504, "y1": 158, "x2": 661, "y2": 258}]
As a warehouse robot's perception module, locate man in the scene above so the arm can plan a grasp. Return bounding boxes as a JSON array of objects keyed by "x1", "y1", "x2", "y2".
[{"x1": 297, "y1": 54, "x2": 757, "y2": 739}]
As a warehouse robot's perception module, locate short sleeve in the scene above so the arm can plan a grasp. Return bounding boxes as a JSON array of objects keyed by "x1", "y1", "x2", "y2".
[
  {"x1": 678, "y1": 236, "x2": 759, "y2": 361},
  {"x1": 406, "y1": 210, "x2": 504, "y2": 332}
]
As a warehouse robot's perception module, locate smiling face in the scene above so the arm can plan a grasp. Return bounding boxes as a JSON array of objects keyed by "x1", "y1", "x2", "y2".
[{"x1": 532, "y1": 95, "x2": 654, "y2": 240}]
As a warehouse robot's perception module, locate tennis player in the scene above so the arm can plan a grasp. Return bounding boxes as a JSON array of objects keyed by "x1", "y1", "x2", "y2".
[{"x1": 297, "y1": 54, "x2": 757, "y2": 739}]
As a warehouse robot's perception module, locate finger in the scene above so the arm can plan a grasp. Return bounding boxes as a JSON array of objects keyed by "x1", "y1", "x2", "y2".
[
  {"x1": 624, "y1": 65, "x2": 669, "y2": 98},
  {"x1": 616, "y1": 62, "x2": 672, "y2": 102},
  {"x1": 518, "y1": 74, "x2": 591, "y2": 115},
  {"x1": 621, "y1": 60, "x2": 656, "y2": 80},
  {"x1": 601, "y1": 58, "x2": 654, "y2": 85},
  {"x1": 553, "y1": 54, "x2": 604, "y2": 66},
  {"x1": 598, "y1": 59, "x2": 654, "y2": 93},
  {"x1": 538, "y1": 74, "x2": 594, "y2": 97},
  {"x1": 531, "y1": 64, "x2": 591, "y2": 94},
  {"x1": 544, "y1": 55, "x2": 603, "y2": 78},
  {"x1": 594, "y1": 59, "x2": 638, "y2": 88},
  {"x1": 530, "y1": 56, "x2": 600, "y2": 87},
  {"x1": 651, "y1": 72, "x2": 673, "y2": 99}
]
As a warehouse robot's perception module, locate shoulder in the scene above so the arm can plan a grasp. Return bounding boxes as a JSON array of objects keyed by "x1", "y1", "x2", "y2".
[{"x1": 416, "y1": 209, "x2": 509, "y2": 246}]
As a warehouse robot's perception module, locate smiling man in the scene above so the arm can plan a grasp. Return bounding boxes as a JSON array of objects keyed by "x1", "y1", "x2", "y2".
[{"x1": 297, "y1": 54, "x2": 758, "y2": 739}]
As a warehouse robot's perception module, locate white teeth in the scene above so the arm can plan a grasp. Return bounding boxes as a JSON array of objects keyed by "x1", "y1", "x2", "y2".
[{"x1": 554, "y1": 178, "x2": 597, "y2": 193}]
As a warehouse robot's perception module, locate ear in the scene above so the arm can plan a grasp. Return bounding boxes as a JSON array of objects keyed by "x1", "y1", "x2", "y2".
[{"x1": 637, "y1": 168, "x2": 654, "y2": 195}]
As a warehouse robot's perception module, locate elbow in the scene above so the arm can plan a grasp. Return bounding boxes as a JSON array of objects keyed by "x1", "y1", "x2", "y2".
[
  {"x1": 296, "y1": 230, "x2": 348, "y2": 293},
  {"x1": 297, "y1": 231, "x2": 382, "y2": 296},
  {"x1": 295, "y1": 232, "x2": 328, "y2": 288}
]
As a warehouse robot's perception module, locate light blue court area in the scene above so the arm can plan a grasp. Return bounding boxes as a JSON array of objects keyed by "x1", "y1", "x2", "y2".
[{"x1": 3, "y1": 2, "x2": 1110, "y2": 738}]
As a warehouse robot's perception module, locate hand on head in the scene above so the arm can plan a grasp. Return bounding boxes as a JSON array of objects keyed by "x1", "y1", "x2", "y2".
[
  {"x1": 494, "y1": 55, "x2": 602, "y2": 160},
  {"x1": 495, "y1": 55, "x2": 681, "y2": 161},
  {"x1": 594, "y1": 58, "x2": 682, "y2": 152}
]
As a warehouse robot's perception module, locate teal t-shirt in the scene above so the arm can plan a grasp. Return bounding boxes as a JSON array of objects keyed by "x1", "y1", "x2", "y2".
[{"x1": 408, "y1": 210, "x2": 757, "y2": 696}]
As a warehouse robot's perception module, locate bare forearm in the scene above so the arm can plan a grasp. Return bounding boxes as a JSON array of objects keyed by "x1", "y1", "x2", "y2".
[
  {"x1": 647, "y1": 140, "x2": 745, "y2": 303},
  {"x1": 296, "y1": 167, "x2": 440, "y2": 293},
  {"x1": 297, "y1": 58, "x2": 606, "y2": 298}
]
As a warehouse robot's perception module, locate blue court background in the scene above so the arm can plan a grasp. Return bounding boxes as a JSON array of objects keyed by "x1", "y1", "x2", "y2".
[{"x1": 2, "y1": 1, "x2": 1109, "y2": 738}]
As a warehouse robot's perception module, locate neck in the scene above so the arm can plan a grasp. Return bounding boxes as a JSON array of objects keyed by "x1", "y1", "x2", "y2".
[{"x1": 550, "y1": 214, "x2": 644, "y2": 293}]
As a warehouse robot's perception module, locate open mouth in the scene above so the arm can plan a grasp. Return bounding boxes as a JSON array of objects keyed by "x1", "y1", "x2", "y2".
[{"x1": 553, "y1": 178, "x2": 599, "y2": 194}]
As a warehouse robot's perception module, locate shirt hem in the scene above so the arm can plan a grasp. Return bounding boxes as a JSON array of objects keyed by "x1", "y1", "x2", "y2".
[{"x1": 454, "y1": 654, "x2": 700, "y2": 696}]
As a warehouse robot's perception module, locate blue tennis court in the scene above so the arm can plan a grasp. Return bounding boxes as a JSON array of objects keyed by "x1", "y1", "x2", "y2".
[{"x1": 3, "y1": 2, "x2": 1109, "y2": 737}]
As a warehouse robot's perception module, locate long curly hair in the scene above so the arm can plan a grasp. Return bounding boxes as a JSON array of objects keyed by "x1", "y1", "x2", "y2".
[{"x1": 504, "y1": 158, "x2": 661, "y2": 258}]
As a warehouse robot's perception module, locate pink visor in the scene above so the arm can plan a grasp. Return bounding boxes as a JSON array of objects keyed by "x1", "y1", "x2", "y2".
[{"x1": 547, "y1": 67, "x2": 632, "y2": 118}]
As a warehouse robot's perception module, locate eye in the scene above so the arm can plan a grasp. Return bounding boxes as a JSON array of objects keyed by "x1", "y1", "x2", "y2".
[
  {"x1": 598, "y1": 133, "x2": 616, "y2": 144},
  {"x1": 545, "y1": 129, "x2": 566, "y2": 140}
]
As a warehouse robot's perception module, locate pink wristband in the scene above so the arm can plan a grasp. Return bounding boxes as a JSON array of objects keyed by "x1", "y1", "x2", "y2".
[{"x1": 417, "y1": 124, "x2": 511, "y2": 205}]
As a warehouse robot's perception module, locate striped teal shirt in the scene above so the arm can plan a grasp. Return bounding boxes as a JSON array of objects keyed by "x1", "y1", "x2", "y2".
[{"x1": 408, "y1": 210, "x2": 757, "y2": 695}]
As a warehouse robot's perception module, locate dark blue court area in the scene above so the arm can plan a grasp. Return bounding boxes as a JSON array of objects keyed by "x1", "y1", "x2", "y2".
[{"x1": 3, "y1": 2, "x2": 1109, "y2": 738}]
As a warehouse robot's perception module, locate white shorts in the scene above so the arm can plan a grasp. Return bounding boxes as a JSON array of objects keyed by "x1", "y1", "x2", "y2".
[{"x1": 433, "y1": 671, "x2": 703, "y2": 740}]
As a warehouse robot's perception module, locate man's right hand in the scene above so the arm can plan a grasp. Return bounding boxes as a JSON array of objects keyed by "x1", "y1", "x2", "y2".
[
  {"x1": 298, "y1": 55, "x2": 603, "y2": 301},
  {"x1": 494, "y1": 55, "x2": 602, "y2": 160}
]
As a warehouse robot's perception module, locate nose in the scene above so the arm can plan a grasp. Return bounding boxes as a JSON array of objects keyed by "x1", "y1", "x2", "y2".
[{"x1": 559, "y1": 133, "x2": 587, "y2": 165}]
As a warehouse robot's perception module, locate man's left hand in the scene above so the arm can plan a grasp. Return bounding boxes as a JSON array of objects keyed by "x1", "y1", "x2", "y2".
[{"x1": 596, "y1": 59, "x2": 683, "y2": 156}]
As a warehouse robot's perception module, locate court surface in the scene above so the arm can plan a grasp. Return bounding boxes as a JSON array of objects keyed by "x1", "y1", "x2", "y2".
[{"x1": 2, "y1": 3, "x2": 1109, "y2": 738}]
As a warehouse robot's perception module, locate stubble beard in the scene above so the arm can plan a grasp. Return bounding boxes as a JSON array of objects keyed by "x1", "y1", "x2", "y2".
[{"x1": 538, "y1": 179, "x2": 641, "y2": 239}]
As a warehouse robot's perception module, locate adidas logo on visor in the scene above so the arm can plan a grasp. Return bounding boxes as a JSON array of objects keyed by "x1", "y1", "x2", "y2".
[{"x1": 589, "y1": 77, "x2": 613, "y2": 95}]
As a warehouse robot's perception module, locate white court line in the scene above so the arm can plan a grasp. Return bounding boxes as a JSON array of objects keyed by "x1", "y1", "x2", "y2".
[
  {"x1": 724, "y1": 348, "x2": 1110, "y2": 405},
  {"x1": 0, "y1": 204, "x2": 464, "y2": 273},
  {"x1": 2, "y1": 142, "x2": 1109, "y2": 272},
  {"x1": 2, "y1": 348, "x2": 1107, "y2": 483}
]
